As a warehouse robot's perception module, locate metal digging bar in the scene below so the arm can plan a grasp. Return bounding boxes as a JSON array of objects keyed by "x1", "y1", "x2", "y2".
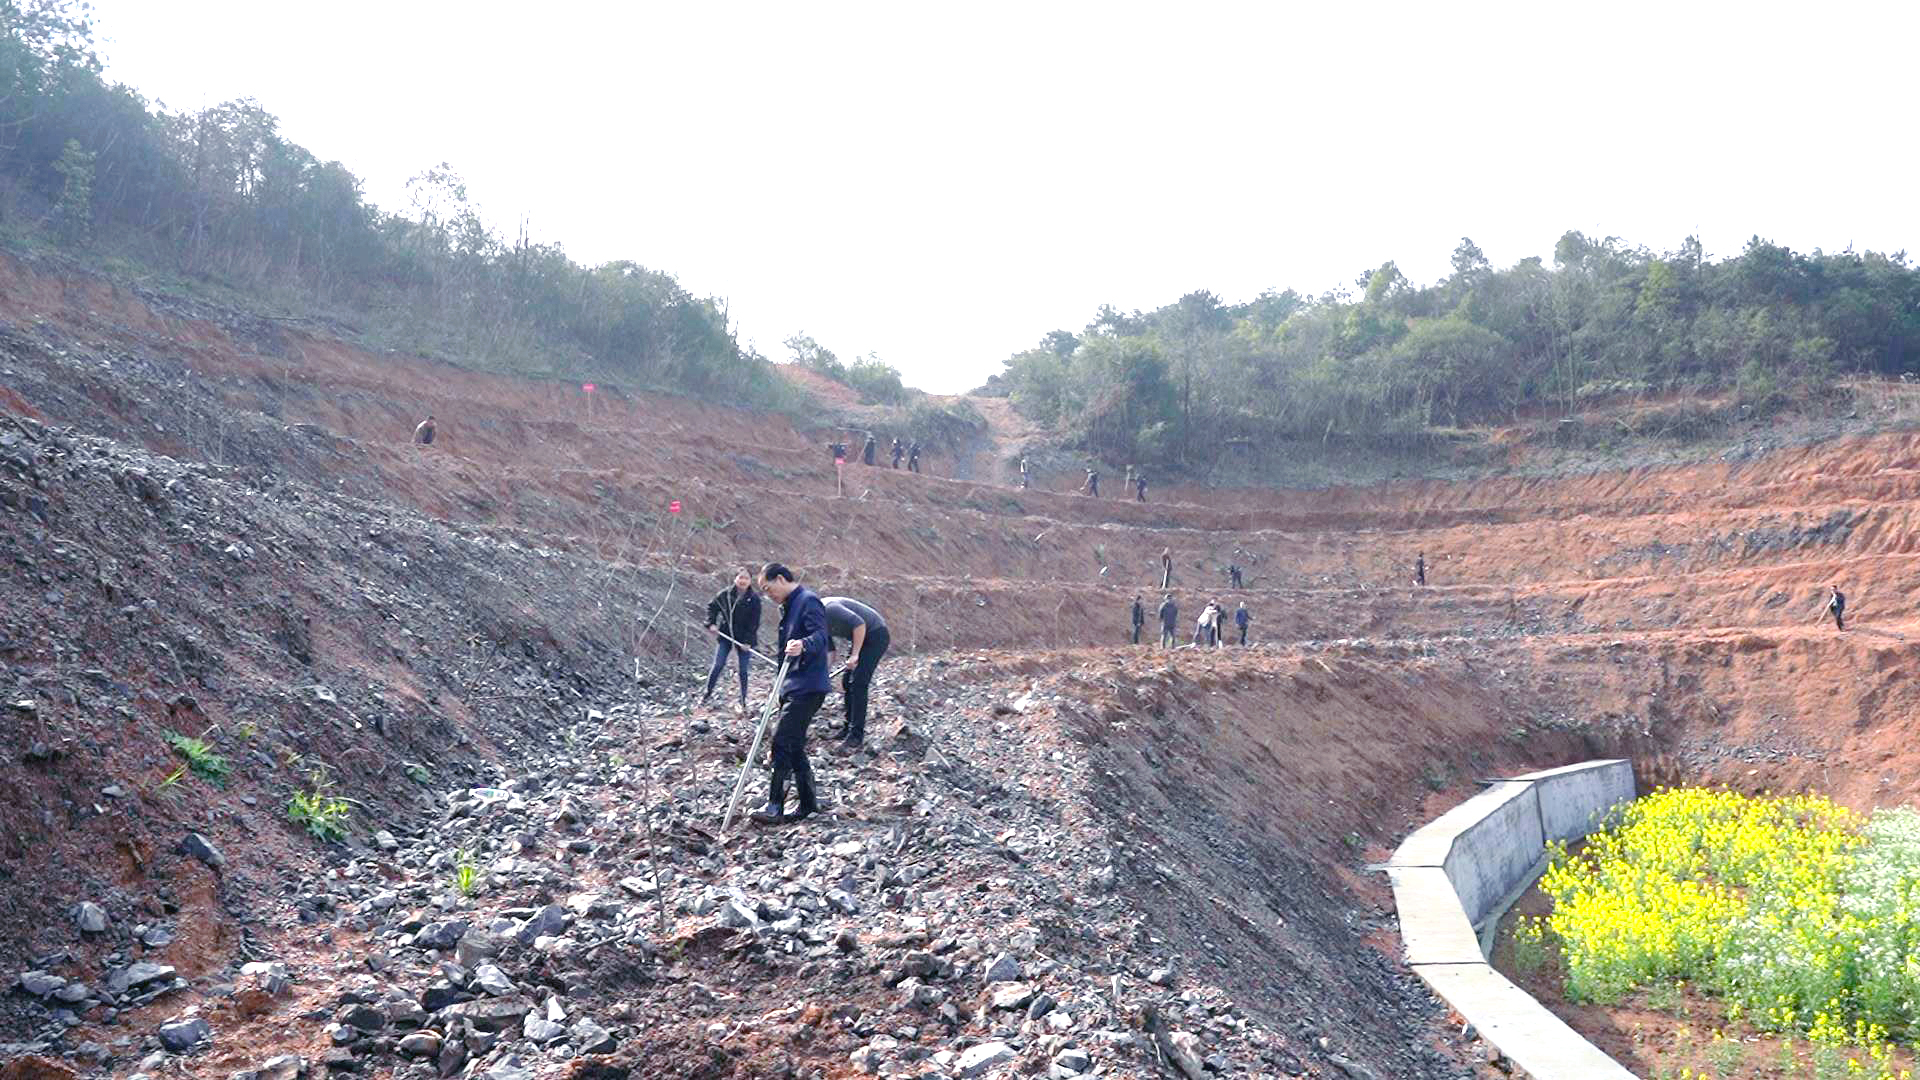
[{"x1": 722, "y1": 656, "x2": 790, "y2": 833}]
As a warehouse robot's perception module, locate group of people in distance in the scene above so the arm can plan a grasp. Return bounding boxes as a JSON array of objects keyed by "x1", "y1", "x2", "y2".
[
  {"x1": 699, "y1": 564, "x2": 891, "y2": 826},
  {"x1": 1076, "y1": 462, "x2": 1148, "y2": 501},
  {"x1": 829, "y1": 432, "x2": 921, "y2": 473}
]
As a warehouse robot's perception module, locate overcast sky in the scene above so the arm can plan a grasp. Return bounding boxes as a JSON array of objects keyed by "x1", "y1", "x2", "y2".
[{"x1": 87, "y1": 1, "x2": 1919, "y2": 393}]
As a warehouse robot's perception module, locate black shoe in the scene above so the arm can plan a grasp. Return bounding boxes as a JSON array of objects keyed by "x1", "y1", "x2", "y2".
[
  {"x1": 783, "y1": 805, "x2": 819, "y2": 823},
  {"x1": 748, "y1": 801, "x2": 785, "y2": 825}
]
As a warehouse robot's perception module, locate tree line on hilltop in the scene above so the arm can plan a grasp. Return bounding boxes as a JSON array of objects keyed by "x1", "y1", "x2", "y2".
[
  {"x1": 0, "y1": 1, "x2": 789, "y2": 402},
  {"x1": 988, "y1": 233, "x2": 1920, "y2": 466}
]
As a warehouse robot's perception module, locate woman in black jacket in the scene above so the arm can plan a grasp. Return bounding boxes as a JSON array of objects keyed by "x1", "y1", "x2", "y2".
[{"x1": 703, "y1": 568, "x2": 763, "y2": 712}]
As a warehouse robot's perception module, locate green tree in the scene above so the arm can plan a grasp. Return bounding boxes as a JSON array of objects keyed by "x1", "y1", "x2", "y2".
[{"x1": 49, "y1": 136, "x2": 89, "y2": 244}]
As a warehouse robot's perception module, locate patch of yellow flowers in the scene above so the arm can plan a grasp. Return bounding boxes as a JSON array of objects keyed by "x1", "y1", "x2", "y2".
[{"x1": 1521, "y1": 788, "x2": 1920, "y2": 1069}]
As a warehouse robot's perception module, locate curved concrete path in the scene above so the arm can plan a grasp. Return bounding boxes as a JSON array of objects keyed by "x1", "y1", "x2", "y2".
[{"x1": 1387, "y1": 760, "x2": 1639, "y2": 1079}]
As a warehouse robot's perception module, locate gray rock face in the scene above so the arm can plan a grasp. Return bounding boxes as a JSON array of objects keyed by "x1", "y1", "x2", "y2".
[
  {"x1": 18, "y1": 971, "x2": 65, "y2": 997},
  {"x1": 485, "y1": 1057, "x2": 534, "y2": 1080},
  {"x1": 956, "y1": 1041, "x2": 1016, "y2": 1077},
  {"x1": 258, "y1": 1054, "x2": 304, "y2": 1080},
  {"x1": 470, "y1": 963, "x2": 515, "y2": 997},
  {"x1": 521, "y1": 1014, "x2": 565, "y2": 1043},
  {"x1": 180, "y1": 832, "x2": 226, "y2": 869},
  {"x1": 438, "y1": 996, "x2": 531, "y2": 1033},
  {"x1": 157, "y1": 1015, "x2": 211, "y2": 1052},
  {"x1": 1165, "y1": 1031, "x2": 1206, "y2": 1080},
  {"x1": 511, "y1": 904, "x2": 566, "y2": 944},
  {"x1": 455, "y1": 930, "x2": 500, "y2": 968},
  {"x1": 414, "y1": 919, "x2": 469, "y2": 951},
  {"x1": 397, "y1": 1030, "x2": 442, "y2": 1057},
  {"x1": 1051, "y1": 1048, "x2": 1092, "y2": 1076},
  {"x1": 335, "y1": 1003, "x2": 387, "y2": 1032},
  {"x1": 570, "y1": 1018, "x2": 616, "y2": 1054},
  {"x1": 74, "y1": 901, "x2": 108, "y2": 933},
  {"x1": 109, "y1": 963, "x2": 176, "y2": 992},
  {"x1": 984, "y1": 953, "x2": 1022, "y2": 983}
]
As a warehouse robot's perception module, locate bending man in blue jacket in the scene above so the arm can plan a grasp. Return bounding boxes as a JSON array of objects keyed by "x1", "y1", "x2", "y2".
[
  {"x1": 823, "y1": 596, "x2": 889, "y2": 750},
  {"x1": 752, "y1": 563, "x2": 830, "y2": 824}
]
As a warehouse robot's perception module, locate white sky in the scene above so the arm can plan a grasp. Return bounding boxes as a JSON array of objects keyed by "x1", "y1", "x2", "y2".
[{"x1": 87, "y1": 1, "x2": 1920, "y2": 393}]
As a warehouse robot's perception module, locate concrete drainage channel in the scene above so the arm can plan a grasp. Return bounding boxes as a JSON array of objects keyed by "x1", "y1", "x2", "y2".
[{"x1": 1387, "y1": 760, "x2": 1639, "y2": 1080}]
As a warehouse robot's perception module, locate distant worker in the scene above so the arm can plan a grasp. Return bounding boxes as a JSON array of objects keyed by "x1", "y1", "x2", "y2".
[
  {"x1": 891, "y1": 438, "x2": 905, "y2": 469},
  {"x1": 1228, "y1": 563, "x2": 1243, "y2": 589},
  {"x1": 828, "y1": 440, "x2": 848, "y2": 464},
  {"x1": 1084, "y1": 467, "x2": 1099, "y2": 497},
  {"x1": 752, "y1": 563, "x2": 830, "y2": 825},
  {"x1": 1130, "y1": 594, "x2": 1145, "y2": 645},
  {"x1": 908, "y1": 442, "x2": 921, "y2": 473},
  {"x1": 1415, "y1": 552, "x2": 1427, "y2": 587},
  {"x1": 1158, "y1": 594, "x2": 1179, "y2": 648},
  {"x1": 1234, "y1": 600, "x2": 1251, "y2": 645},
  {"x1": 1828, "y1": 584, "x2": 1846, "y2": 631},
  {"x1": 1195, "y1": 602, "x2": 1217, "y2": 647},
  {"x1": 413, "y1": 414, "x2": 436, "y2": 445},
  {"x1": 822, "y1": 596, "x2": 890, "y2": 749},
  {"x1": 862, "y1": 434, "x2": 877, "y2": 466},
  {"x1": 1134, "y1": 472, "x2": 1147, "y2": 502},
  {"x1": 701, "y1": 568, "x2": 763, "y2": 714},
  {"x1": 1161, "y1": 547, "x2": 1174, "y2": 589},
  {"x1": 1019, "y1": 456, "x2": 1030, "y2": 490}
]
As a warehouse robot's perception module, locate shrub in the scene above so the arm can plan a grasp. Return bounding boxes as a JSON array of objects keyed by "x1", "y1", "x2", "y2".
[
  {"x1": 164, "y1": 730, "x2": 232, "y2": 784},
  {"x1": 287, "y1": 787, "x2": 351, "y2": 843}
]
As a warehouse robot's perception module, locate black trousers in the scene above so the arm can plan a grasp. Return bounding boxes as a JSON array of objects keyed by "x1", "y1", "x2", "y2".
[
  {"x1": 841, "y1": 626, "x2": 890, "y2": 742},
  {"x1": 771, "y1": 692, "x2": 824, "y2": 813},
  {"x1": 1833, "y1": 607, "x2": 1845, "y2": 630},
  {"x1": 703, "y1": 639, "x2": 750, "y2": 705},
  {"x1": 1131, "y1": 623, "x2": 1142, "y2": 644},
  {"x1": 1238, "y1": 625, "x2": 1248, "y2": 645},
  {"x1": 1162, "y1": 564, "x2": 1172, "y2": 588}
]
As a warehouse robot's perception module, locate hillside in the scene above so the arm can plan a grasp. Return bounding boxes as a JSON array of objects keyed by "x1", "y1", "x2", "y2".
[{"x1": 8, "y1": 248, "x2": 1920, "y2": 1080}]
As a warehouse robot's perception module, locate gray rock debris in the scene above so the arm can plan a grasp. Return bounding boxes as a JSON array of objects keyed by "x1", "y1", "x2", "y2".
[
  {"x1": 157, "y1": 1015, "x2": 211, "y2": 1053},
  {"x1": 179, "y1": 832, "x2": 225, "y2": 869},
  {"x1": 74, "y1": 901, "x2": 108, "y2": 933},
  {"x1": 955, "y1": 1041, "x2": 1016, "y2": 1077}
]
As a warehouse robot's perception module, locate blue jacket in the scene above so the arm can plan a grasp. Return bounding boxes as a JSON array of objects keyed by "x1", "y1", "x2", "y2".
[{"x1": 775, "y1": 585, "x2": 832, "y2": 697}]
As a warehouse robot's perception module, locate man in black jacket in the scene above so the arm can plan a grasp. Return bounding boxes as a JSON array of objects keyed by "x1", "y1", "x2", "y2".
[
  {"x1": 891, "y1": 438, "x2": 904, "y2": 469},
  {"x1": 1829, "y1": 584, "x2": 1846, "y2": 631},
  {"x1": 1130, "y1": 594, "x2": 1145, "y2": 644},
  {"x1": 1158, "y1": 594, "x2": 1178, "y2": 648},
  {"x1": 701, "y1": 568, "x2": 763, "y2": 712},
  {"x1": 908, "y1": 442, "x2": 922, "y2": 473},
  {"x1": 862, "y1": 434, "x2": 877, "y2": 466},
  {"x1": 822, "y1": 596, "x2": 889, "y2": 749},
  {"x1": 753, "y1": 563, "x2": 831, "y2": 824}
]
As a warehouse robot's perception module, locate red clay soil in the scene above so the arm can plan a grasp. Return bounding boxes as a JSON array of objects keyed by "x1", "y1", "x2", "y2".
[{"x1": 7, "y1": 247, "x2": 1920, "y2": 1076}]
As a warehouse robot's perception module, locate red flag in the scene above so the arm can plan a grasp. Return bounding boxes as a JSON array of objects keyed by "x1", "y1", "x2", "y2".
[{"x1": 668, "y1": 500, "x2": 681, "y2": 514}]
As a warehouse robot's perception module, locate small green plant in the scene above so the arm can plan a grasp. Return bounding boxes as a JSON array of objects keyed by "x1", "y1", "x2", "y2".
[
  {"x1": 153, "y1": 765, "x2": 187, "y2": 800},
  {"x1": 405, "y1": 762, "x2": 431, "y2": 784},
  {"x1": 234, "y1": 720, "x2": 258, "y2": 740},
  {"x1": 287, "y1": 789, "x2": 351, "y2": 842},
  {"x1": 454, "y1": 849, "x2": 478, "y2": 895},
  {"x1": 164, "y1": 730, "x2": 232, "y2": 784},
  {"x1": 1703, "y1": 1031, "x2": 1744, "y2": 1076},
  {"x1": 1420, "y1": 760, "x2": 1449, "y2": 792},
  {"x1": 1510, "y1": 916, "x2": 1550, "y2": 974},
  {"x1": 1644, "y1": 979, "x2": 1682, "y2": 1013}
]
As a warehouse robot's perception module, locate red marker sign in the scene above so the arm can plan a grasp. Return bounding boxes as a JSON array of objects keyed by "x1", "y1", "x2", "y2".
[
  {"x1": 582, "y1": 382, "x2": 596, "y2": 393},
  {"x1": 668, "y1": 500, "x2": 681, "y2": 514}
]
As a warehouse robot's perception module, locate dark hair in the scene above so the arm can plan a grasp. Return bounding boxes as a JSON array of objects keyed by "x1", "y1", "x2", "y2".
[{"x1": 760, "y1": 562, "x2": 795, "y2": 583}]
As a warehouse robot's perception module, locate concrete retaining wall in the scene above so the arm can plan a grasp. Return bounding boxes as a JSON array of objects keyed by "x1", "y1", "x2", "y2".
[{"x1": 1388, "y1": 759, "x2": 1638, "y2": 1079}]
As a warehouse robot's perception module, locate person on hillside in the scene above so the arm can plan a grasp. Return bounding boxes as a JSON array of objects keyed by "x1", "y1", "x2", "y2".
[
  {"x1": 1130, "y1": 594, "x2": 1145, "y2": 645},
  {"x1": 413, "y1": 415, "x2": 436, "y2": 445},
  {"x1": 1084, "y1": 467, "x2": 1099, "y2": 497},
  {"x1": 891, "y1": 438, "x2": 905, "y2": 469},
  {"x1": 1161, "y1": 548, "x2": 1174, "y2": 589},
  {"x1": 1192, "y1": 602, "x2": 1210, "y2": 647},
  {"x1": 862, "y1": 434, "x2": 877, "y2": 466},
  {"x1": 908, "y1": 442, "x2": 922, "y2": 473},
  {"x1": 1228, "y1": 563, "x2": 1243, "y2": 589},
  {"x1": 701, "y1": 568, "x2": 763, "y2": 713},
  {"x1": 1415, "y1": 552, "x2": 1427, "y2": 587},
  {"x1": 822, "y1": 595, "x2": 890, "y2": 750},
  {"x1": 752, "y1": 563, "x2": 830, "y2": 825},
  {"x1": 1211, "y1": 601, "x2": 1228, "y2": 648},
  {"x1": 1828, "y1": 584, "x2": 1846, "y2": 631},
  {"x1": 827, "y1": 440, "x2": 848, "y2": 464},
  {"x1": 1019, "y1": 456, "x2": 1030, "y2": 490},
  {"x1": 1159, "y1": 594, "x2": 1179, "y2": 648},
  {"x1": 1123, "y1": 465, "x2": 1135, "y2": 496},
  {"x1": 1234, "y1": 600, "x2": 1251, "y2": 645},
  {"x1": 1134, "y1": 472, "x2": 1147, "y2": 502}
]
